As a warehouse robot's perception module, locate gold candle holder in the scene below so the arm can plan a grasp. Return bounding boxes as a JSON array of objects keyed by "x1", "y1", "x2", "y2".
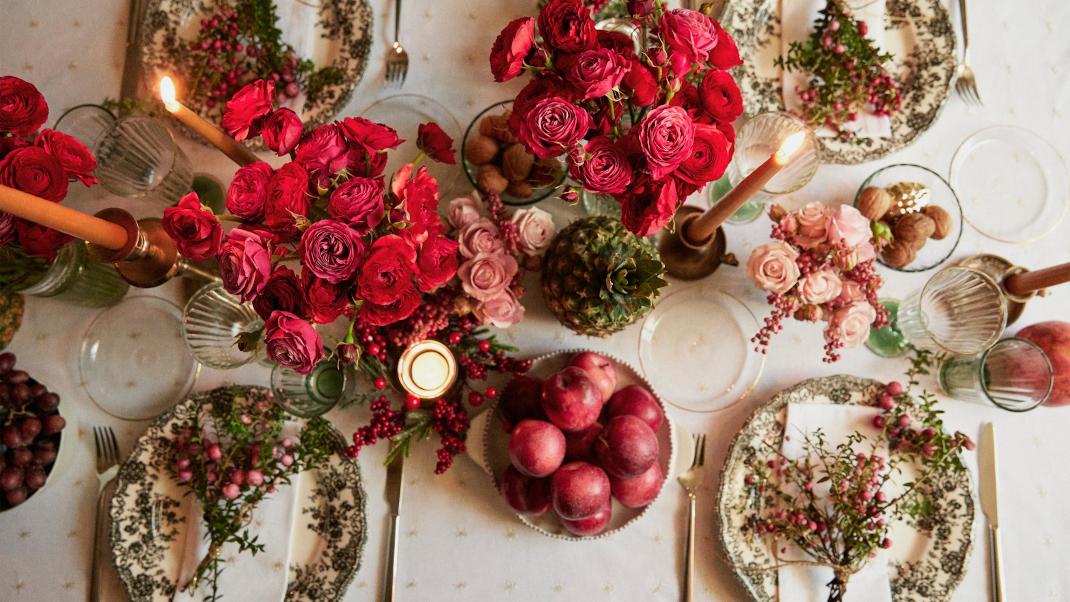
[
  {"x1": 657, "y1": 206, "x2": 738, "y2": 280},
  {"x1": 396, "y1": 340, "x2": 459, "y2": 399}
]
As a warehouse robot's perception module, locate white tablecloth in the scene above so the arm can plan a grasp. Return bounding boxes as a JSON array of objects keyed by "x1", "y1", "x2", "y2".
[{"x1": 2, "y1": 0, "x2": 1070, "y2": 600}]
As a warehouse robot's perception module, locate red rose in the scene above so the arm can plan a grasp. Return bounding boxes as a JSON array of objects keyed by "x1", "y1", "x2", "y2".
[
  {"x1": 415, "y1": 235, "x2": 459, "y2": 292},
  {"x1": 416, "y1": 122, "x2": 456, "y2": 165},
  {"x1": 0, "y1": 77, "x2": 48, "y2": 137},
  {"x1": 699, "y1": 70, "x2": 743, "y2": 122},
  {"x1": 359, "y1": 285, "x2": 421, "y2": 326},
  {"x1": 622, "y1": 60, "x2": 658, "y2": 107},
  {"x1": 162, "y1": 192, "x2": 224, "y2": 261},
  {"x1": 294, "y1": 123, "x2": 351, "y2": 190},
  {"x1": 710, "y1": 22, "x2": 742, "y2": 69},
  {"x1": 328, "y1": 176, "x2": 384, "y2": 234},
  {"x1": 518, "y1": 96, "x2": 591, "y2": 159},
  {"x1": 596, "y1": 30, "x2": 637, "y2": 59},
  {"x1": 226, "y1": 161, "x2": 273, "y2": 222},
  {"x1": 677, "y1": 123, "x2": 732, "y2": 186},
  {"x1": 298, "y1": 219, "x2": 366, "y2": 284},
  {"x1": 302, "y1": 272, "x2": 352, "y2": 324},
  {"x1": 218, "y1": 228, "x2": 272, "y2": 302},
  {"x1": 264, "y1": 162, "x2": 311, "y2": 233},
  {"x1": 490, "y1": 17, "x2": 536, "y2": 83},
  {"x1": 221, "y1": 79, "x2": 275, "y2": 141},
  {"x1": 357, "y1": 234, "x2": 417, "y2": 305},
  {"x1": 391, "y1": 164, "x2": 442, "y2": 240},
  {"x1": 537, "y1": 0, "x2": 596, "y2": 53},
  {"x1": 339, "y1": 117, "x2": 403, "y2": 153},
  {"x1": 561, "y1": 49, "x2": 630, "y2": 100},
  {"x1": 261, "y1": 108, "x2": 303, "y2": 156},
  {"x1": 659, "y1": 9, "x2": 718, "y2": 75},
  {"x1": 636, "y1": 105, "x2": 695, "y2": 179},
  {"x1": 15, "y1": 220, "x2": 70, "y2": 260},
  {"x1": 620, "y1": 177, "x2": 679, "y2": 236},
  {"x1": 34, "y1": 130, "x2": 97, "y2": 186},
  {"x1": 0, "y1": 212, "x2": 14, "y2": 245},
  {"x1": 264, "y1": 310, "x2": 325, "y2": 375},
  {"x1": 0, "y1": 146, "x2": 68, "y2": 201},
  {"x1": 253, "y1": 266, "x2": 306, "y2": 321},
  {"x1": 569, "y1": 136, "x2": 633, "y2": 195}
]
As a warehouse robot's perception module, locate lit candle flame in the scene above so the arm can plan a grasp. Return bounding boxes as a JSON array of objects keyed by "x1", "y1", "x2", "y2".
[
  {"x1": 773, "y1": 131, "x2": 808, "y2": 165},
  {"x1": 159, "y1": 76, "x2": 181, "y2": 112}
]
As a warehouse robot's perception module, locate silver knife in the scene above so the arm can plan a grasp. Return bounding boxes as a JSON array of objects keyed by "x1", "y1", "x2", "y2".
[
  {"x1": 382, "y1": 452, "x2": 405, "y2": 602},
  {"x1": 119, "y1": 0, "x2": 145, "y2": 100},
  {"x1": 979, "y1": 423, "x2": 1004, "y2": 602}
]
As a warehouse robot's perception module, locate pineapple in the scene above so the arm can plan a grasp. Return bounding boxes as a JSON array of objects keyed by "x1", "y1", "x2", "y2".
[
  {"x1": 541, "y1": 217, "x2": 667, "y2": 337},
  {"x1": 0, "y1": 291, "x2": 24, "y2": 350}
]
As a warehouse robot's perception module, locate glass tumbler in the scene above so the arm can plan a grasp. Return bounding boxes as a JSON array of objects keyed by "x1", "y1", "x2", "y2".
[
  {"x1": 15, "y1": 241, "x2": 129, "y2": 307},
  {"x1": 938, "y1": 338, "x2": 1053, "y2": 411},
  {"x1": 896, "y1": 266, "x2": 1008, "y2": 355},
  {"x1": 54, "y1": 105, "x2": 193, "y2": 205},
  {"x1": 271, "y1": 359, "x2": 358, "y2": 418},
  {"x1": 182, "y1": 282, "x2": 263, "y2": 370}
]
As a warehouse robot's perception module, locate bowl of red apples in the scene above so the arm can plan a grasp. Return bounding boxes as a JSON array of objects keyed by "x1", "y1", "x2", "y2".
[{"x1": 482, "y1": 350, "x2": 675, "y2": 539}]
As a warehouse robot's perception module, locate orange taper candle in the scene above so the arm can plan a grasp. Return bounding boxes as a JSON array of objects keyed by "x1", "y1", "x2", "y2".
[
  {"x1": 0, "y1": 184, "x2": 128, "y2": 250},
  {"x1": 160, "y1": 76, "x2": 258, "y2": 167}
]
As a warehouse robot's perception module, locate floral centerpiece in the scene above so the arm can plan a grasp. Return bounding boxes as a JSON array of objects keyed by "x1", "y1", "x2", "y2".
[
  {"x1": 489, "y1": 0, "x2": 743, "y2": 235},
  {"x1": 747, "y1": 202, "x2": 889, "y2": 362}
]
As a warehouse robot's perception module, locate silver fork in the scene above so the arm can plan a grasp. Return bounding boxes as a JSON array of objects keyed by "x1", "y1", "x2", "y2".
[
  {"x1": 953, "y1": 0, "x2": 981, "y2": 105},
  {"x1": 677, "y1": 433, "x2": 707, "y2": 602},
  {"x1": 90, "y1": 426, "x2": 121, "y2": 602},
  {"x1": 385, "y1": 0, "x2": 409, "y2": 86}
]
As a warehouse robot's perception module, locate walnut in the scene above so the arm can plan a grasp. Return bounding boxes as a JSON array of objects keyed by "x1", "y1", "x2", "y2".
[
  {"x1": 476, "y1": 164, "x2": 509, "y2": 194},
  {"x1": 464, "y1": 134, "x2": 499, "y2": 165},
  {"x1": 479, "y1": 113, "x2": 517, "y2": 144},
  {"x1": 506, "y1": 180, "x2": 535, "y2": 198},
  {"x1": 922, "y1": 205, "x2": 953, "y2": 240},
  {"x1": 894, "y1": 213, "x2": 936, "y2": 250},
  {"x1": 502, "y1": 144, "x2": 535, "y2": 182},
  {"x1": 856, "y1": 186, "x2": 893, "y2": 221},
  {"x1": 881, "y1": 240, "x2": 917, "y2": 269}
]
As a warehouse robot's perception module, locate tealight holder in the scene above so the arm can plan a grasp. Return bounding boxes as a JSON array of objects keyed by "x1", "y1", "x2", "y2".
[{"x1": 397, "y1": 340, "x2": 459, "y2": 399}]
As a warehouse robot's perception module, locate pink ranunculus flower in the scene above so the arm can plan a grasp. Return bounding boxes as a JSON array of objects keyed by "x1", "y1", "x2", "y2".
[
  {"x1": 457, "y1": 218, "x2": 503, "y2": 259},
  {"x1": 560, "y1": 48, "x2": 630, "y2": 101},
  {"x1": 294, "y1": 123, "x2": 351, "y2": 189},
  {"x1": 476, "y1": 289, "x2": 525, "y2": 328},
  {"x1": 218, "y1": 228, "x2": 273, "y2": 302},
  {"x1": 161, "y1": 192, "x2": 224, "y2": 261},
  {"x1": 794, "y1": 202, "x2": 830, "y2": 248},
  {"x1": 298, "y1": 219, "x2": 366, "y2": 284},
  {"x1": 225, "y1": 161, "x2": 273, "y2": 222},
  {"x1": 568, "y1": 135, "x2": 632, "y2": 195},
  {"x1": 517, "y1": 96, "x2": 591, "y2": 159},
  {"x1": 747, "y1": 241, "x2": 801, "y2": 295},
  {"x1": 510, "y1": 206, "x2": 555, "y2": 256},
  {"x1": 659, "y1": 8, "x2": 718, "y2": 75},
  {"x1": 636, "y1": 105, "x2": 695, "y2": 180},
  {"x1": 827, "y1": 301, "x2": 878, "y2": 348},
  {"x1": 458, "y1": 252, "x2": 518, "y2": 302},
  {"x1": 264, "y1": 310, "x2": 326, "y2": 375},
  {"x1": 798, "y1": 268, "x2": 843, "y2": 305},
  {"x1": 261, "y1": 108, "x2": 303, "y2": 156},
  {"x1": 446, "y1": 194, "x2": 483, "y2": 229},
  {"x1": 828, "y1": 204, "x2": 872, "y2": 249},
  {"x1": 220, "y1": 79, "x2": 274, "y2": 141}
]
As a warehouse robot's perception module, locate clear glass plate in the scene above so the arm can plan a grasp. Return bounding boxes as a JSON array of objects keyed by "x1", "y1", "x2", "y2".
[
  {"x1": 79, "y1": 296, "x2": 199, "y2": 421},
  {"x1": 950, "y1": 126, "x2": 1069, "y2": 243},
  {"x1": 638, "y1": 285, "x2": 764, "y2": 413}
]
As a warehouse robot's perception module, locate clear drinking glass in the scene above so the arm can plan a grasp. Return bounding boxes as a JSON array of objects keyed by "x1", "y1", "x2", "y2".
[
  {"x1": 54, "y1": 105, "x2": 193, "y2": 205},
  {"x1": 182, "y1": 282, "x2": 263, "y2": 369},
  {"x1": 16, "y1": 241, "x2": 129, "y2": 307},
  {"x1": 708, "y1": 112, "x2": 821, "y2": 224},
  {"x1": 938, "y1": 338, "x2": 1053, "y2": 411},
  {"x1": 580, "y1": 190, "x2": 621, "y2": 219},
  {"x1": 271, "y1": 359, "x2": 358, "y2": 418},
  {"x1": 895, "y1": 266, "x2": 1008, "y2": 355}
]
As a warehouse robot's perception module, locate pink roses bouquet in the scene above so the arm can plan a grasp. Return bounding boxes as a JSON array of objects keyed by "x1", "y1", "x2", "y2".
[
  {"x1": 489, "y1": 0, "x2": 743, "y2": 236},
  {"x1": 748, "y1": 202, "x2": 889, "y2": 362}
]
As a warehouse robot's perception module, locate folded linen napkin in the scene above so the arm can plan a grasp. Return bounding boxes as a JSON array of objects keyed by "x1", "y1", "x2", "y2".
[{"x1": 781, "y1": 0, "x2": 891, "y2": 139}]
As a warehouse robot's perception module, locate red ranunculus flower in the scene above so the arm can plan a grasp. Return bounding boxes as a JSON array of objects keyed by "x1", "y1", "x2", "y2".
[
  {"x1": 659, "y1": 8, "x2": 718, "y2": 75},
  {"x1": 699, "y1": 70, "x2": 743, "y2": 122},
  {"x1": 298, "y1": 219, "x2": 366, "y2": 285},
  {"x1": 569, "y1": 136, "x2": 633, "y2": 195},
  {"x1": 620, "y1": 177, "x2": 679, "y2": 236},
  {"x1": 710, "y1": 22, "x2": 742, "y2": 69},
  {"x1": 508, "y1": 77, "x2": 575, "y2": 137},
  {"x1": 14, "y1": 220, "x2": 70, "y2": 260},
  {"x1": 359, "y1": 285, "x2": 421, "y2": 326},
  {"x1": 34, "y1": 129, "x2": 97, "y2": 186},
  {"x1": 392, "y1": 164, "x2": 442, "y2": 240},
  {"x1": 357, "y1": 234, "x2": 417, "y2": 305},
  {"x1": 218, "y1": 228, "x2": 272, "y2": 302},
  {"x1": 636, "y1": 105, "x2": 695, "y2": 179},
  {"x1": 302, "y1": 272, "x2": 353, "y2": 324},
  {"x1": 264, "y1": 162, "x2": 311, "y2": 233},
  {"x1": 226, "y1": 161, "x2": 273, "y2": 222},
  {"x1": 294, "y1": 123, "x2": 351, "y2": 189},
  {"x1": 261, "y1": 108, "x2": 303, "y2": 156},
  {"x1": 253, "y1": 266, "x2": 306, "y2": 321},
  {"x1": 221, "y1": 79, "x2": 275, "y2": 141},
  {"x1": 490, "y1": 17, "x2": 536, "y2": 83},
  {"x1": 537, "y1": 0, "x2": 597, "y2": 53},
  {"x1": 517, "y1": 96, "x2": 591, "y2": 159},
  {"x1": 417, "y1": 122, "x2": 456, "y2": 165},
  {"x1": 0, "y1": 146, "x2": 68, "y2": 201},
  {"x1": 0, "y1": 135, "x2": 29, "y2": 159},
  {"x1": 0, "y1": 76, "x2": 48, "y2": 137},
  {"x1": 622, "y1": 60, "x2": 658, "y2": 107},
  {"x1": 415, "y1": 235, "x2": 459, "y2": 292},
  {"x1": 328, "y1": 176, "x2": 384, "y2": 234},
  {"x1": 162, "y1": 192, "x2": 224, "y2": 261},
  {"x1": 560, "y1": 48, "x2": 630, "y2": 101},
  {"x1": 677, "y1": 123, "x2": 732, "y2": 186},
  {"x1": 351, "y1": 147, "x2": 388, "y2": 179},
  {"x1": 264, "y1": 310, "x2": 325, "y2": 375},
  {"x1": 0, "y1": 212, "x2": 14, "y2": 245},
  {"x1": 596, "y1": 30, "x2": 637, "y2": 59},
  {"x1": 339, "y1": 117, "x2": 403, "y2": 153},
  {"x1": 627, "y1": 0, "x2": 654, "y2": 16}
]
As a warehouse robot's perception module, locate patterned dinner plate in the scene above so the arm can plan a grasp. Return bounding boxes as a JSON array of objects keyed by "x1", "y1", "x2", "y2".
[
  {"x1": 723, "y1": 0, "x2": 956, "y2": 164},
  {"x1": 716, "y1": 375, "x2": 974, "y2": 601},
  {"x1": 109, "y1": 386, "x2": 367, "y2": 601}
]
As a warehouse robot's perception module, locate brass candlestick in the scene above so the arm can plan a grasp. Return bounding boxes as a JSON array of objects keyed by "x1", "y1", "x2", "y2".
[{"x1": 657, "y1": 206, "x2": 738, "y2": 280}]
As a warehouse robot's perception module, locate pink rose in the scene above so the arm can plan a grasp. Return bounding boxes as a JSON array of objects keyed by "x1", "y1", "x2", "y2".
[
  {"x1": 261, "y1": 108, "x2": 303, "y2": 156},
  {"x1": 458, "y1": 218, "x2": 504, "y2": 258},
  {"x1": 225, "y1": 161, "x2": 273, "y2": 222},
  {"x1": 517, "y1": 96, "x2": 591, "y2": 159},
  {"x1": 264, "y1": 310, "x2": 325, "y2": 375},
  {"x1": 510, "y1": 206, "x2": 555, "y2": 256},
  {"x1": 636, "y1": 105, "x2": 695, "y2": 179},
  {"x1": 747, "y1": 241, "x2": 800, "y2": 295},
  {"x1": 798, "y1": 268, "x2": 843, "y2": 305},
  {"x1": 458, "y1": 252, "x2": 518, "y2": 301},
  {"x1": 446, "y1": 194, "x2": 483, "y2": 229},
  {"x1": 568, "y1": 135, "x2": 632, "y2": 195},
  {"x1": 328, "y1": 176, "x2": 384, "y2": 234},
  {"x1": 161, "y1": 192, "x2": 224, "y2": 261},
  {"x1": 294, "y1": 123, "x2": 351, "y2": 189},
  {"x1": 843, "y1": 241, "x2": 877, "y2": 268},
  {"x1": 476, "y1": 290, "x2": 525, "y2": 328},
  {"x1": 218, "y1": 229, "x2": 272, "y2": 302},
  {"x1": 794, "y1": 202, "x2": 830, "y2": 249},
  {"x1": 490, "y1": 16, "x2": 536, "y2": 83},
  {"x1": 828, "y1": 204, "x2": 872, "y2": 249},
  {"x1": 659, "y1": 9, "x2": 718, "y2": 75},
  {"x1": 837, "y1": 279, "x2": 866, "y2": 304},
  {"x1": 298, "y1": 219, "x2": 366, "y2": 284},
  {"x1": 827, "y1": 301, "x2": 878, "y2": 349},
  {"x1": 560, "y1": 49, "x2": 630, "y2": 100},
  {"x1": 221, "y1": 79, "x2": 274, "y2": 141}
]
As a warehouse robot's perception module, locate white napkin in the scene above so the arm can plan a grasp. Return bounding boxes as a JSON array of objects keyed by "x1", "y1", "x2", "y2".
[
  {"x1": 781, "y1": 0, "x2": 892, "y2": 139},
  {"x1": 776, "y1": 403, "x2": 892, "y2": 602}
]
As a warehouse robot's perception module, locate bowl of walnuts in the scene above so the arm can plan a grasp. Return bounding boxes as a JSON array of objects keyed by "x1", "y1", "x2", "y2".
[
  {"x1": 461, "y1": 100, "x2": 566, "y2": 207},
  {"x1": 854, "y1": 163, "x2": 964, "y2": 273}
]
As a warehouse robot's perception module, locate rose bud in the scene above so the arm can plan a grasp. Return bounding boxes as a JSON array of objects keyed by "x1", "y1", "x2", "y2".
[{"x1": 335, "y1": 343, "x2": 360, "y2": 365}]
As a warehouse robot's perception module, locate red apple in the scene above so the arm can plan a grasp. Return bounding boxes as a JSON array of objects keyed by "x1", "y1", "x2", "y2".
[
  {"x1": 605, "y1": 385, "x2": 663, "y2": 432},
  {"x1": 1017, "y1": 321, "x2": 1070, "y2": 406},
  {"x1": 551, "y1": 461, "x2": 611, "y2": 520},
  {"x1": 499, "y1": 375, "x2": 546, "y2": 427},
  {"x1": 541, "y1": 367, "x2": 604, "y2": 432},
  {"x1": 595, "y1": 415, "x2": 659, "y2": 478},
  {"x1": 560, "y1": 497, "x2": 612, "y2": 537},
  {"x1": 509, "y1": 419, "x2": 566, "y2": 477},
  {"x1": 567, "y1": 352, "x2": 617, "y2": 402},
  {"x1": 500, "y1": 466, "x2": 552, "y2": 516},
  {"x1": 610, "y1": 462, "x2": 664, "y2": 508},
  {"x1": 564, "y1": 422, "x2": 603, "y2": 461}
]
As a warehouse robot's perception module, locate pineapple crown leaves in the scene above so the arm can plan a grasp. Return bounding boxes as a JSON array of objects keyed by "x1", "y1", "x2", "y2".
[{"x1": 602, "y1": 256, "x2": 667, "y2": 305}]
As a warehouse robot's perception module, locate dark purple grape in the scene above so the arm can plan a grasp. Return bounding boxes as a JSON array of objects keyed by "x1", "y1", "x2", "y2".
[
  {"x1": 35, "y1": 393, "x2": 60, "y2": 413},
  {"x1": 34, "y1": 438, "x2": 56, "y2": 452},
  {"x1": 0, "y1": 384, "x2": 10, "y2": 405},
  {"x1": 0, "y1": 466, "x2": 24, "y2": 491},
  {"x1": 29, "y1": 383, "x2": 47, "y2": 399},
  {"x1": 11, "y1": 383, "x2": 30, "y2": 405},
  {"x1": 10, "y1": 448, "x2": 31, "y2": 467},
  {"x1": 0, "y1": 352, "x2": 14, "y2": 373},
  {"x1": 1, "y1": 426, "x2": 22, "y2": 449},
  {"x1": 18, "y1": 418, "x2": 41, "y2": 441},
  {"x1": 32, "y1": 447, "x2": 57, "y2": 466},
  {"x1": 42, "y1": 415, "x2": 66, "y2": 435},
  {"x1": 0, "y1": 454, "x2": 6, "y2": 472},
  {"x1": 5, "y1": 370, "x2": 28, "y2": 385},
  {"x1": 24, "y1": 466, "x2": 46, "y2": 490},
  {"x1": 4, "y1": 485, "x2": 27, "y2": 506}
]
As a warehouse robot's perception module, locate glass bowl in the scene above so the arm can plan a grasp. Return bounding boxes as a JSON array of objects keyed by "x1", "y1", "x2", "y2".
[{"x1": 855, "y1": 163, "x2": 964, "y2": 273}]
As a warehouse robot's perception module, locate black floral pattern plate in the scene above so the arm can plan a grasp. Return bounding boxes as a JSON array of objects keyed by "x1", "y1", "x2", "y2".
[{"x1": 108, "y1": 386, "x2": 367, "y2": 602}]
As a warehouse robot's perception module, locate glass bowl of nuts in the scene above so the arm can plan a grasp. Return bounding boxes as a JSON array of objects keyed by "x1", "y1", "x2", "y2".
[
  {"x1": 461, "y1": 100, "x2": 565, "y2": 207},
  {"x1": 854, "y1": 163, "x2": 963, "y2": 273}
]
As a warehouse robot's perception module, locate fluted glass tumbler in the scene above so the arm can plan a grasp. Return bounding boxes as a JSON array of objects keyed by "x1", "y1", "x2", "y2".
[
  {"x1": 182, "y1": 282, "x2": 263, "y2": 370},
  {"x1": 938, "y1": 338, "x2": 1053, "y2": 412},
  {"x1": 271, "y1": 359, "x2": 358, "y2": 418},
  {"x1": 895, "y1": 266, "x2": 1008, "y2": 355}
]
